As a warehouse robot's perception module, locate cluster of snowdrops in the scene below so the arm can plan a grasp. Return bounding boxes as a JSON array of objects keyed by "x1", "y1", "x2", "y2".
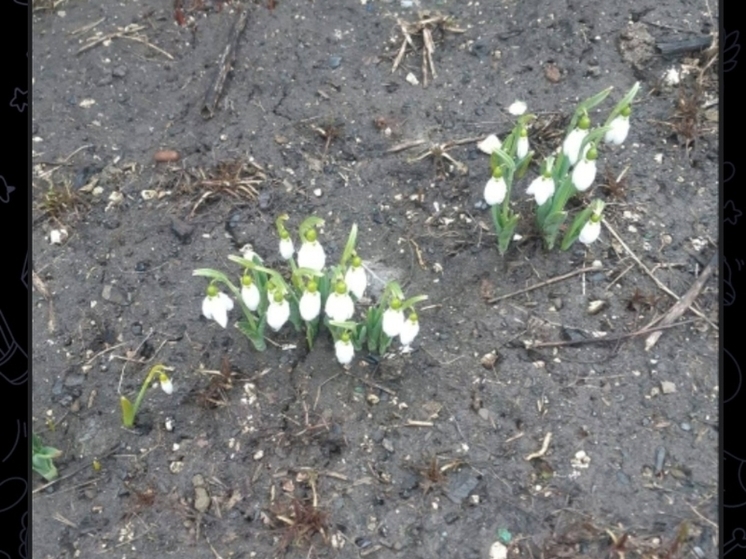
[
  {"x1": 194, "y1": 216, "x2": 427, "y2": 366},
  {"x1": 478, "y1": 82, "x2": 640, "y2": 254}
]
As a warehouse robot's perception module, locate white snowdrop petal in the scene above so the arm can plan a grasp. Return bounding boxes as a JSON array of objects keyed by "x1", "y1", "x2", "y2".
[
  {"x1": 202, "y1": 297, "x2": 215, "y2": 321},
  {"x1": 527, "y1": 176, "x2": 555, "y2": 206},
  {"x1": 477, "y1": 134, "x2": 502, "y2": 154},
  {"x1": 279, "y1": 238, "x2": 295, "y2": 260},
  {"x1": 241, "y1": 284, "x2": 261, "y2": 312},
  {"x1": 160, "y1": 378, "x2": 174, "y2": 395},
  {"x1": 508, "y1": 100, "x2": 527, "y2": 115},
  {"x1": 267, "y1": 300, "x2": 290, "y2": 331},
  {"x1": 399, "y1": 319, "x2": 420, "y2": 346},
  {"x1": 335, "y1": 340, "x2": 355, "y2": 365},
  {"x1": 218, "y1": 292, "x2": 234, "y2": 312},
  {"x1": 300, "y1": 291, "x2": 321, "y2": 322},
  {"x1": 298, "y1": 241, "x2": 326, "y2": 271},
  {"x1": 345, "y1": 266, "x2": 368, "y2": 299},
  {"x1": 562, "y1": 128, "x2": 588, "y2": 167},
  {"x1": 571, "y1": 159, "x2": 597, "y2": 192},
  {"x1": 382, "y1": 308, "x2": 405, "y2": 338},
  {"x1": 604, "y1": 116, "x2": 630, "y2": 145},
  {"x1": 579, "y1": 221, "x2": 602, "y2": 245},
  {"x1": 484, "y1": 177, "x2": 507, "y2": 206},
  {"x1": 516, "y1": 136, "x2": 529, "y2": 159}
]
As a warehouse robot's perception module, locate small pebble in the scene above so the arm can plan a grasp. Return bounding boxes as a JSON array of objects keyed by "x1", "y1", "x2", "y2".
[
  {"x1": 660, "y1": 381, "x2": 676, "y2": 394},
  {"x1": 680, "y1": 422, "x2": 692, "y2": 432},
  {"x1": 313, "y1": 188, "x2": 322, "y2": 197},
  {"x1": 328, "y1": 55, "x2": 342, "y2": 69}
]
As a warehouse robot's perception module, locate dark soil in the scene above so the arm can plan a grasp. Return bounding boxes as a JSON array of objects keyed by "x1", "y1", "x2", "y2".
[{"x1": 32, "y1": 1, "x2": 718, "y2": 558}]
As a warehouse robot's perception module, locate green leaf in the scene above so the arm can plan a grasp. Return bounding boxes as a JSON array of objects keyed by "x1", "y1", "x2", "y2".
[
  {"x1": 560, "y1": 206, "x2": 594, "y2": 251},
  {"x1": 497, "y1": 214, "x2": 520, "y2": 256},
  {"x1": 542, "y1": 211, "x2": 568, "y2": 250},
  {"x1": 401, "y1": 294, "x2": 428, "y2": 310},
  {"x1": 567, "y1": 87, "x2": 613, "y2": 134},
  {"x1": 514, "y1": 151, "x2": 534, "y2": 180},
  {"x1": 605, "y1": 82, "x2": 640, "y2": 125},
  {"x1": 340, "y1": 223, "x2": 359, "y2": 266},
  {"x1": 32, "y1": 454, "x2": 59, "y2": 481},
  {"x1": 120, "y1": 396, "x2": 135, "y2": 428},
  {"x1": 299, "y1": 216, "x2": 325, "y2": 239},
  {"x1": 237, "y1": 318, "x2": 267, "y2": 351}
]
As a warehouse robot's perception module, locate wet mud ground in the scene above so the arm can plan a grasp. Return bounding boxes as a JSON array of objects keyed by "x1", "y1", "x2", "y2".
[{"x1": 32, "y1": 0, "x2": 719, "y2": 557}]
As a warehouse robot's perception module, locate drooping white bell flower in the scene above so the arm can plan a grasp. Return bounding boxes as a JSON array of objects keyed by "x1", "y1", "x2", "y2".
[
  {"x1": 562, "y1": 114, "x2": 591, "y2": 167},
  {"x1": 579, "y1": 218, "x2": 602, "y2": 245},
  {"x1": 325, "y1": 281, "x2": 354, "y2": 322},
  {"x1": 266, "y1": 291, "x2": 290, "y2": 331},
  {"x1": 526, "y1": 173, "x2": 555, "y2": 206},
  {"x1": 571, "y1": 145, "x2": 598, "y2": 192},
  {"x1": 344, "y1": 256, "x2": 367, "y2": 299},
  {"x1": 335, "y1": 332, "x2": 355, "y2": 366},
  {"x1": 279, "y1": 233, "x2": 295, "y2": 260},
  {"x1": 477, "y1": 134, "x2": 502, "y2": 155},
  {"x1": 159, "y1": 374, "x2": 174, "y2": 395},
  {"x1": 516, "y1": 128, "x2": 529, "y2": 159},
  {"x1": 382, "y1": 299, "x2": 405, "y2": 338},
  {"x1": 299, "y1": 281, "x2": 321, "y2": 322},
  {"x1": 484, "y1": 170, "x2": 507, "y2": 206},
  {"x1": 399, "y1": 313, "x2": 420, "y2": 347},
  {"x1": 604, "y1": 106, "x2": 631, "y2": 145},
  {"x1": 508, "y1": 100, "x2": 527, "y2": 115},
  {"x1": 297, "y1": 229, "x2": 326, "y2": 272},
  {"x1": 240, "y1": 275, "x2": 261, "y2": 312},
  {"x1": 202, "y1": 285, "x2": 234, "y2": 328}
]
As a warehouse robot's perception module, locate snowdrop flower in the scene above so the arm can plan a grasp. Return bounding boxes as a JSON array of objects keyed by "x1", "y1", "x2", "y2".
[
  {"x1": 159, "y1": 372, "x2": 174, "y2": 395},
  {"x1": 382, "y1": 298, "x2": 405, "y2": 338},
  {"x1": 266, "y1": 291, "x2": 290, "y2": 331},
  {"x1": 399, "y1": 313, "x2": 420, "y2": 347},
  {"x1": 335, "y1": 332, "x2": 355, "y2": 366},
  {"x1": 477, "y1": 134, "x2": 502, "y2": 154},
  {"x1": 563, "y1": 114, "x2": 591, "y2": 167},
  {"x1": 484, "y1": 168, "x2": 507, "y2": 206},
  {"x1": 202, "y1": 284, "x2": 234, "y2": 328},
  {"x1": 526, "y1": 172, "x2": 555, "y2": 206},
  {"x1": 571, "y1": 145, "x2": 598, "y2": 192},
  {"x1": 325, "y1": 281, "x2": 354, "y2": 322},
  {"x1": 279, "y1": 232, "x2": 295, "y2": 260},
  {"x1": 508, "y1": 100, "x2": 527, "y2": 116},
  {"x1": 344, "y1": 256, "x2": 367, "y2": 299},
  {"x1": 240, "y1": 275, "x2": 261, "y2": 312},
  {"x1": 299, "y1": 281, "x2": 321, "y2": 322},
  {"x1": 297, "y1": 229, "x2": 326, "y2": 272},
  {"x1": 604, "y1": 106, "x2": 631, "y2": 145},
  {"x1": 579, "y1": 201, "x2": 605, "y2": 245},
  {"x1": 516, "y1": 128, "x2": 529, "y2": 159}
]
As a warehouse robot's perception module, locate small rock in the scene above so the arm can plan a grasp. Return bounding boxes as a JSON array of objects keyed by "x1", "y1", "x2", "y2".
[
  {"x1": 193, "y1": 475, "x2": 210, "y2": 513},
  {"x1": 367, "y1": 393, "x2": 380, "y2": 405},
  {"x1": 355, "y1": 537, "x2": 372, "y2": 549},
  {"x1": 445, "y1": 472, "x2": 479, "y2": 504},
  {"x1": 405, "y1": 72, "x2": 419, "y2": 86},
  {"x1": 478, "y1": 408, "x2": 490, "y2": 421},
  {"x1": 444, "y1": 512, "x2": 459, "y2": 524},
  {"x1": 544, "y1": 63, "x2": 562, "y2": 83},
  {"x1": 253, "y1": 450, "x2": 264, "y2": 461},
  {"x1": 328, "y1": 55, "x2": 342, "y2": 69},
  {"x1": 112, "y1": 66, "x2": 127, "y2": 78},
  {"x1": 64, "y1": 374, "x2": 84, "y2": 387},
  {"x1": 660, "y1": 381, "x2": 676, "y2": 394},
  {"x1": 680, "y1": 422, "x2": 692, "y2": 432},
  {"x1": 587, "y1": 300, "x2": 607, "y2": 315},
  {"x1": 102, "y1": 284, "x2": 129, "y2": 306},
  {"x1": 381, "y1": 438, "x2": 394, "y2": 453},
  {"x1": 170, "y1": 218, "x2": 195, "y2": 244},
  {"x1": 50, "y1": 229, "x2": 68, "y2": 245},
  {"x1": 131, "y1": 322, "x2": 143, "y2": 336},
  {"x1": 489, "y1": 541, "x2": 508, "y2": 559},
  {"x1": 616, "y1": 470, "x2": 631, "y2": 485},
  {"x1": 258, "y1": 191, "x2": 272, "y2": 210},
  {"x1": 313, "y1": 188, "x2": 323, "y2": 197},
  {"x1": 480, "y1": 352, "x2": 498, "y2": 369}
]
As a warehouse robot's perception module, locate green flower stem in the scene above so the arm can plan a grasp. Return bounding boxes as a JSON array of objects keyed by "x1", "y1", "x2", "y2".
[
  {"x1": 604, "y1": 82, "x2": 640, "y2": 126},
  {"x1": 122, "y1": 363, "x2": 170, "y2": 428},
  {"x1": 340, "y1": 223, "x2": 358, "y2": 267}
]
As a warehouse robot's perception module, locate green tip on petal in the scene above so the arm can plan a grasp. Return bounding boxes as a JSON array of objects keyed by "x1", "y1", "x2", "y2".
[
  {"x1": 241, "y1": 275, "x2": 253, "y2": 287},
  {"x1": 621, "y1": 106, "x2": 631, "y2": 117},
  {"x1": 335, "y1": 281, "x2": 347, "y2": 295},
  {"x1": 409, "y1": 313, "x2": 418, "y2": 322},
  {"x1": 280, "y1": 230, "x2": 290, "y2": 240},
  {"x1": 307, "y1": 280, "x2": 318, "y2": 293},
  {"x1": 352, "y1": 255, "x2": 362, "y2": 268},
  {"x1": 305, "y1": 229, "x2": 317, "y2": 243},
  {"x1": 492, "y1": 166, "x2": 504, "y2": 179},
  {"x1": 519, "y1": 128, "x2": 528, "y2": 138},
  {"x1": 579, "y1": 115, "x2": 591, "y2": 130},
  {"x1": 390, "y1": 298, "x2": 402, "y2": 310},
  {"x1": 273, "y1": 291, "x2": 284, "y2": 303},
  {"x1": 206, "y1": 284, "x2": 219, "y2": 297},
  {"x1": 341, "y1": 331, "x2": 351, "y2": 343},
  {"x1": 587, "y1": 146, "x2": 598, "y2": 160}
]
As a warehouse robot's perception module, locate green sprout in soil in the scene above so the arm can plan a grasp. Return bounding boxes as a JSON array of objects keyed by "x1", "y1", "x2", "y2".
[
  {"x1": 478, "y1": 82, "x2": 640, "y2": 254},
  {"x1": 194, "y1": 216, "x2": 427, "y2": 366},
  {"x1": 32, "y1": 433, "x2": 62, "y2": 481},
  {"x1": 120, "y1": 363, "x2": 174, "y2": 428}
]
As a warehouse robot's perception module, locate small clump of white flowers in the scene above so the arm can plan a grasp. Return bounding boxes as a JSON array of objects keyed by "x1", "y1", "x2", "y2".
[
  {"x1": 508, "y1": 100, "x2": 527, "y2": 116},
  {"x1": 266, "y1": 290, "x2": 290, "y2": 331},
  {"x1": 563, "y1": 114, "x2": 591, "y2": 167},
  {"x1": 571, "y1": 144, "x2": 598, "y2": 192},
  {"x1": 382, "y1": 298, "x2": 405, "y2": 338},
  {"x1": 604, "y1": 106, "x2": 631, "y2": 146},
  {"x1": 325, "y1": 280, "x2": 355, "y2": 322},
  {"x1": 399, "y1": 313, "x2": 420, "y2": 347},
  {"x1": 579, "y1": 203, "x2": 605, "y2": 245},
  {"x1": 241, "y1": 275, "x2": 261, "y2": 312},
  {"x1": 526, "y1": 171, "x2": 555, "y2": 206},
  {"x1": 477, "y1": 134, "x2": 502, "y2": 155},
  {"x1": 202, "y1": 284, "x2": 234, "y2": 328},
  {"x1": 484, "y1": 168, "x2": 507, "y2": 206},
  {"x1": 335, "y1": 332, "x2": 355, "y2": 366},
  {"x1": 516, "y1": 127, "x2": 529, "y2": 159},
  {"x1": 279, "y1": 232, "x2": 294, "y2": 260},
  {"x1": 299, "y1": 280, "x2": 321, "y2": 322},
  {"x1": 344, "y1": 256, "x2": 367, "y2": 299},
  {"x1": 297, "y1": 229, "x2": 326, "y2": 272}
]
